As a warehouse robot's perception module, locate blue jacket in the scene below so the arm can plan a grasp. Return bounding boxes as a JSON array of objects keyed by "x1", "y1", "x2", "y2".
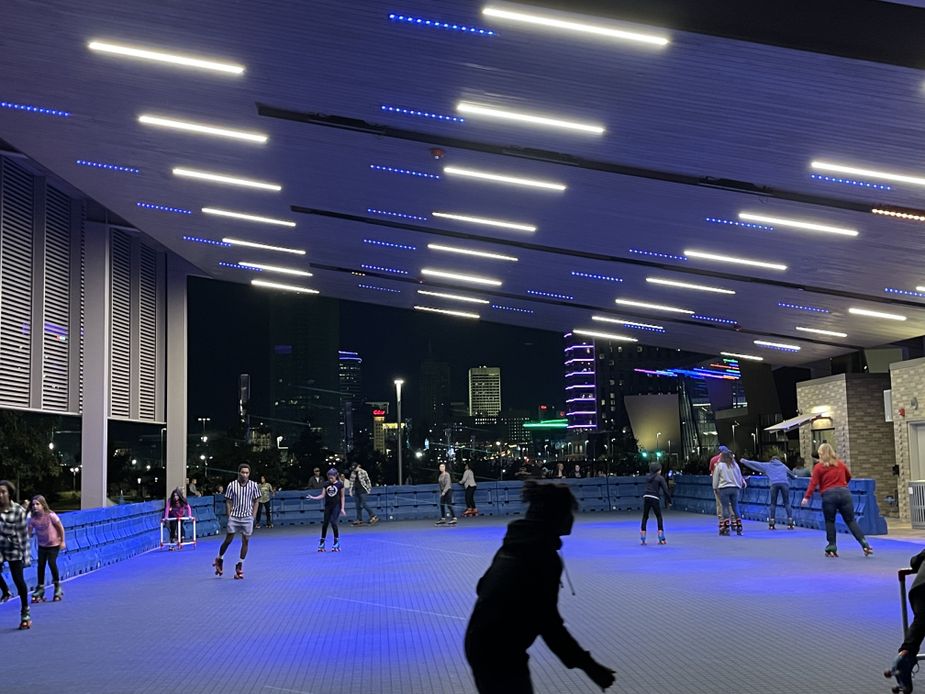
[{"x1": 740, "y1": 458, "x2": 794, "y2": 486}]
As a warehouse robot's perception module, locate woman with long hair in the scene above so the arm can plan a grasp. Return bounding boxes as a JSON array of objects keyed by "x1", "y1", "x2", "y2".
[
  {"x1": 163, "y1": 487, "x2": 192, "y2": 549},
  {"x1": 801, "y1": 443, "x2": 872, "y2": 557},
  {"x1": 28, "y1": 495, "x2": 66, "y2": 602},
  {"x1": 712, "y1": 451, "x2": 746, "y2": 536}
]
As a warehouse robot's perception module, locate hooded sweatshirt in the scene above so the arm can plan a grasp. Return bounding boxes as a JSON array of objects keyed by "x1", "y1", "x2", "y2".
[
  {"x1": 739, "y1": 458, "x2": 794, "y2": 486},
  {"x1": 643, "y1": 472, "x2": 671, "y2": 504},
  {"x1": 465, "y1": 519, "x2": 592, "y2": 673},
  {"x1": 712, "y1": 461, "x2": 745, "y2": 490}
]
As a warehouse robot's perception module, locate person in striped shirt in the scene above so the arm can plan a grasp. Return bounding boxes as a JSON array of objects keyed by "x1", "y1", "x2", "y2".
[{"x1": 213, "y1": 463, "x2": 261, "y2": 579}]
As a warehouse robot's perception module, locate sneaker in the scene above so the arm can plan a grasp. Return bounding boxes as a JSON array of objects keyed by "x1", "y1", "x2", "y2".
[
  {"x1": 369, "y1": 516, "x2": 379, "y2": 525},
  {"x1": 434, "y1": 519, "x2": 447, "y2": 526},
  {"x1": 448, "y1": 518, "x2": 458, "y2": 525}
]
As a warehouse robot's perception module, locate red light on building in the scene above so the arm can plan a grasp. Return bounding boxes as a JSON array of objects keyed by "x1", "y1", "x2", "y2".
[
  {"x1": 540, "y1": 404, "x2": 548, "y2": 410},
  {"x1": 372, "y1": 409, "x2": 386, "y2": 417}
]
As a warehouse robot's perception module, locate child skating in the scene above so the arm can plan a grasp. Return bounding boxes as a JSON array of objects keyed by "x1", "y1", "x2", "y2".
[
  {"x1": 0, "y1": 480, "x2": 32, "y2": 629},
  {"x1": 27, "y1": 495, "x2": 66, "y2": 602},
  {"x1": 640, "y1": 461, "x2": 671, "y2": 545},
  {"x1": 307, "y1": 468, "x2": 346, "y2": 552},
  {"x1": 885, "y1": 548, "x2": 925, "y2": 693},
  {"x1": 213, "y1": 463, "x2": 261, "y2": 579}
]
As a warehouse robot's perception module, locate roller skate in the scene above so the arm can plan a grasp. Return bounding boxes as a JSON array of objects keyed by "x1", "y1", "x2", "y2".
[
  {"x1": 350, "y1": 520, "x2": 364, "y2": 526},
  {"x1": 448, "y1": 518, "x2": 457, "y2": 525},
  {"x1": 884, "y1": 650, "x2": 915, "y2": 693},
  {"x1": 719, "y1": 519, "x2": 730, "y2": 536},
  {"x1": 462, "y1": 509, "x2": 472, "y2": 517},
  {"x1": 18, "y1": 608, "x2": 31, "y2": 630},
  {"x1": 31, "y1": 584, "x2": 46, "y2": 603},
  {"x1": 640, "y1": 531, "x2": 647, "y2": 545},
  {"x1": 825, "y1": 544, "x2": 838, "y2": 558},
  {"x1": 369, "y1": 516, "x2": 379, "y2": 525},
  {"x1": 768, "y1": 518, "x2": 776, "y2": 530},
  {"x1": 212, "y1": 556, "x2": 224, "y2": 576},
  {"x1": 0, "y1": 590, "x2": 11, "y2": 603},
  {"x1": 332, "y1": 539, "x2": 341, "y2": 552},
  {"x1": 53, "y1": 584, "x2": 63, "y2": 602},
  {"x1": 787, "y1": 518, "x2": 795, "y2": 530},
  {"x1": 233, "y1": 562, "x2": 244, "y2": 580},
  {"x1": 471, "y1": 508, "x2": 479, "y2": 517},
  {"x1": 735, "y1": 519, "x2": 743, "y2": 536},
  {"x1": 863, "y1": 541, "x2": 874, "y2": 557},
  {"x1": 317, "y1": 539, "x2": 326, "y2": 552},
  {"x1": 435, "y1": 518, "x2": 447, "y2": 526},
  {"x1": 658, "y1": 531, "x2": 667, "y2": 545}
]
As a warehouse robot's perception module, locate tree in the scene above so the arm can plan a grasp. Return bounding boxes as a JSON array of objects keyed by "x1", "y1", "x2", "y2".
[{"x1": 0, "y1": 410, "x2": 59, "y2": 500}]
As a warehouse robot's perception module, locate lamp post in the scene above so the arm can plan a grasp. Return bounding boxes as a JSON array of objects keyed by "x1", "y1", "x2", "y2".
[
  {"x1": 394, "y1": 379, "x2": 404, "y2": 485},
  {"x1": 656, "y1": 431, "x2": 662, "y2": 456},
  {"x1": 750, "y1": 431, "x2": 757, "y2": 455},
  {"x1": 731, "y1": 422, "x2": 739, "y2": 449}
]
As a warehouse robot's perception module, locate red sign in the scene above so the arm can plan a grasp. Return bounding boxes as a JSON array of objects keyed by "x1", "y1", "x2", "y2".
[
  {"x1": 372, "y1": 409, "x2": 386, "y2": 417},
  {"x1": 540, "y1": 404, "x2": 548, "y2": 410}
]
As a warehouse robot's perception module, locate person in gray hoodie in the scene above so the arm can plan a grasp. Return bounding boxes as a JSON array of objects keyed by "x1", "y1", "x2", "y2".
[
  {"x1": 712, "y1": 451, "x2": 746, "y2": 536},
  {"x1": 739, "y1": 456, "x2": 796, "y2": 529}
]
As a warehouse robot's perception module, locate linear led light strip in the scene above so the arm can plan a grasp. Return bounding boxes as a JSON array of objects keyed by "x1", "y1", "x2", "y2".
[
  {"x1": 482, "y1": 6, "x2": 669, "y2": 46},
  {"x1": 795, "y1": 326, "x2": 847, "y2": 338},
  {"x1": 645, "y1": 277, "x2": 735, "y2": 295},
  {"x1": 848, "y1": 307, "x2": 907, "y2": 321},
  {"x1": 238, "y1": 262, "x2": 312, "y2": 277},
  {"x1": 414, "y1": 305, "x2": 480, "y2": 320},
  {"x1": 754, "y1": 340, "x2": 801, "y2": 351},
  {"x1": 456, "y1": 101, "x2": 605, "y2": 135},
  {"x1": 417, "y1": 290, "x2": 489, "y2": 305},
  {"x1": 251, "y1": 279, "x2": 318, "y2": 295},
  {"x1": 614, "y1": 299, "x2": 693, "y2": 314},
  {"x1": 222, "y1": 238, "x2": 305, "y2": 255},
  {"x1": 421, "y1": 268, "x2": 502, "y2": 286},
  {"x1": 138, "y1": 115, "x2": 267, "y2": 144},
  {"x1": 426, "y1": 243, "x2": 518, "y2": 262},
  {"x1": 592, "y1": 315, "x2": 664, "y2": 331},
  {"x1": 202, "y1": 207, "x2": 295, "y2": 227},
  {"x1": 172, "y1": 168, "x2": 280, "y2": 191},
  {"x1": 572, "y1": 329, "x2": 638, "y2": 343},
  {"x1": 738, "y1": 212, "x2": 857, "y2": 237},
  {"x1": 872, "y1": 209, "x2": 925, "y2": 222},
  {"x1": 432, "y1": 211, "x2": 536, "y2": 232},
  {"x1": 443, "y1": 166, "x2": 566, "y2": 191},
  {"x1": 720, "y1": 351, "x2": 763, "y2": 362},
  {"x1": 88, "y1": 40, "x2": 244, "y2": 74},
  {"x1": 811, "y1": 160, "x2": 925, "y2": 188},
  {"x1": 684, "y1": 250, "x2": 787, "y2": 271}
]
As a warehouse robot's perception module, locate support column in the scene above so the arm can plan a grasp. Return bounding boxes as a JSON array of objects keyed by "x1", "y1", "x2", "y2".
[
  {"x1": 165, "y1": 254, "x2": 188, "y2": 495},
  {"x1": 80, "y1": 222, "x2": 110, "y2": 508}
]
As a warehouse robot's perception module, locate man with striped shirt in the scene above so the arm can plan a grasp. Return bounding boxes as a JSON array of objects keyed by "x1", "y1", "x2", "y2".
[{"x1": 213, "y1": 463, "x2": 261, "y2": 580}]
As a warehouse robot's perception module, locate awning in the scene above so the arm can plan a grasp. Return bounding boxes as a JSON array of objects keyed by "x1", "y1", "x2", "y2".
[{"x1": 764, "y1": 413, "x2": 821, "y2": 433}]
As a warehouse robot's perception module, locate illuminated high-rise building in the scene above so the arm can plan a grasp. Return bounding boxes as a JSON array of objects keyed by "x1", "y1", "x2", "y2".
[{"x1": 468, "y1": 366, "x2": 501, "y2": 417}]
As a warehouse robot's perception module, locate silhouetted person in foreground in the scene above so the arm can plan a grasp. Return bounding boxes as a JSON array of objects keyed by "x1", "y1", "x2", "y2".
[{"x1": 464, "y1": 481, "x2": 616, "y2": 693}]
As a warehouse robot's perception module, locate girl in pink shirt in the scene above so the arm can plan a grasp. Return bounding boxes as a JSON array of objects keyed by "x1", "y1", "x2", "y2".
[{"x1": 27, "y1": 495, "x2": 66, "y2": 602}]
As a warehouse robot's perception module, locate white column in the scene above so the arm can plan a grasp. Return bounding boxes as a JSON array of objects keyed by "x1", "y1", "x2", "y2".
[
  {"x1": 165, "y1": 254, "x2": 188, "y2": 495},
  {"x1": 80, "y1": 222, "x2": 110, "y2": 508}
]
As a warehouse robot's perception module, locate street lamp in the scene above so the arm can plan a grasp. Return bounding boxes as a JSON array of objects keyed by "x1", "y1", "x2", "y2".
[
  {"x1": 731, "y1": 422, "x2": 739, "y2": 448},
  {"x1": 750, "y1": 431, "x2": 757, "y2": 454},
  {"x1": 394, "y1": 379, "x2": 404, "y2": 485},
  {"x1": 656, "y1": 431, "x2": 662, "y2": 453},
  {"x1": 69, "y1": 466, "x2": 79, "y2": 490}
]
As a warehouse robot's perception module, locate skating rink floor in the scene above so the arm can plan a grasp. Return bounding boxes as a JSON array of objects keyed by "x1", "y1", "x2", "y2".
[{"x1": 4, "y1": 511, "x2": 920, "y2": 693}]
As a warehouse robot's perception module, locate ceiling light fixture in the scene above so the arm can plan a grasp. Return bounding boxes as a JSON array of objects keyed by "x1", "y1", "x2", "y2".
[
  {"x1": 221, "y1": 238, "x2": 305, "y2": 255},
  {"x1": 592, "y1": 315, "x2": 664, "y2": 331},
  {"x1": 88, "y1": 40, "x2": 244, "y2": 74},
  {"x1": 432, "y1": 211, "x2": 536, "y2": 232},
  {"x1": 202, "y1": 207, "x2": 295, "y2": 227},
  {"x1": 427, "y1": 243, "x2": 518, "y2": 262},
  {"x1": 645, "y1": 277, "x2": 735, "y2": 295},
  {"x1": 848, "y1": 307, "x2": 907, "y2": 321},
  {"x1": 811, "y1": 160, "x2": 925, "y2": 187},
  {"x1": 720, "y1": 351, "x2": 763, "y2": 362},
  {"x1": 238, "y1": 262, "x2": 312, "y2": 277},
  {"x1": 872, "y1": 208, "x2": 925, "y2": 222},
  {"x1": 456, "y1": 101, "x2": 605, "y2": 135},
  {"x1": 572, "y1": 329, "x2": 638, "y2": 343},
  {"x1": 795, "y1": 326, "x2": 847, "y2": 338},
  {"x1": 251, "y1": 279, "x2": 318, "y2": 295},
  {"x1": 417, "y1": 290, "x2": 489, "y2": 305},
  {"x1": 443, "y1": 166, "x2": 566, "y2": 191},
  {"x1": 684, "y1": 249, "x2": 787, "y2": 271},
  {"x1": 172, "y1": 168, "x2": 281, "y2": 191},
  {"x1": 739, "y1": 212, "x2": 858, "y2": 237},
  {"x1": 138, "y1": 115, "x2": 267, "y2": 143},
  {"x1": 754, "y1": 340, "x2": 801, "y2": 351},
  {"x1": 614, "y1": 299, "x2": 693, "y2": 314},
  {"x1": 421, "y1": 268, "x2": 503, "y2": 286},
  {"x1": 482, "y1": 6, "x2": 669, "y2": 46},
  {"x1": 414, "y1": 305, "x2": 480, "y2": 319}
]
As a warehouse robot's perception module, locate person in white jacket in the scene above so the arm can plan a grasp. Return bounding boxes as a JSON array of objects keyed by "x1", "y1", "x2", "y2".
[
  {"x1": 712, "y1": 451, "x2": 746, "y2": 536},
  {"x1": 461, "y1": 462, "x2": 478, "y2": 517}
]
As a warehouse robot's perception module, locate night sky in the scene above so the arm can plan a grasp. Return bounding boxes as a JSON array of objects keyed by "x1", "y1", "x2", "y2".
[{"x1": 188, "y1": 277, "x2": 564, "y2": 428}]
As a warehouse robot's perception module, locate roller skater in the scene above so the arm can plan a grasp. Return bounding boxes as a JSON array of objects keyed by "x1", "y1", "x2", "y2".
[
  {"x1": 0, "y1": 480, "x2": 31, "y2": 630},
  {"x1": 213, "y1": 463, "x2": 261, "y2": 578},
  {"x1": 712, "y1": 451, "x2": 746, "y2": 537},
  {"x1": 640, "y1": 461, "x2": 671, "y2": 546},
  {"x1": 307, "y1": 468, "x2": 346, "y2": 553},
  {"x1": 885, "y1": 548, "x2": 925, "y2": 693},
  {"x1": 349, "y1": 462, "x2": 379, "y2": 526},
  {"x1": 741, "y1": 456, "x2": 796, "y2": 531},
  {"x1": 802, "y1": 443, "x2": 873, "y2": 558},
  {"x1": 435, "y1": 463, "x2": 457, "y2": 526},
  {"x1": 27, "y1": 494, "x2": 65, "y2": 606},
  {"x1": 462, "y1": 462, "x2": 478, "y2": 517}
]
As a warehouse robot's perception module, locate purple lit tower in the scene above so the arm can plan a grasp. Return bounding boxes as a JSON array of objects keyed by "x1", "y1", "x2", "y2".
[{"x1": 563, "y1": 332, "x2": 596, "y2": 432}]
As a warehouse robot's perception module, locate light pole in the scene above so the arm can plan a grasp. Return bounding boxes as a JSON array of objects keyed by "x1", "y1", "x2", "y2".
[
  {"x1": 750, "y1": 431, "x2": 757, "y2": 455},
  {"x1": 731, "y1": 422, "x2": 739, "y2": 449},
  {"x1": 394, "y1": 379, "x2": 404, "y2": 485},
  {"x1": 656, "y1": 432, "x2": 662, "y2": 456}
]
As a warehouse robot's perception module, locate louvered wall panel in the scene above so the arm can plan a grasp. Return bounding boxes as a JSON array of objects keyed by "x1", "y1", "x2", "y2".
[
  {"x1": 0, "y1": 160, "x2": 33, "y2": 407},
  {"x1": 78, "y1": 213, "x2": 85, "y2": 413},
  {"x1": 42, "y1": 185, "x2": 70, "y2": 410},
  {"x1": 138, "y1": 244, "x2": 157, "y2": 420},
  {"x1": 109, "y1": 229, "x2": 131, "y2": 418}
]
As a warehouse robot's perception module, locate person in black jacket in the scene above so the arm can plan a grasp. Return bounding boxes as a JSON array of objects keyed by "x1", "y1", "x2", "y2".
[
  {"x1": 464, "y1": 481, "x2": 616, "y2": 694},
  {"x1": 640, "y1": 461, "x2": 671, "y2": 545},
  {"x1": 887, "y1": 548, "x2": 925, "y2": 692}
]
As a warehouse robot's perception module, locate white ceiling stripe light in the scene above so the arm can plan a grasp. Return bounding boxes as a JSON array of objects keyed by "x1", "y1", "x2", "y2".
[
  {"x1": 720, "y1": 351, "x2": 764, "y2": 362},
  {"x1": 238, "y1": 262, "x2": 312, "y2": 277},
  {"x1": 432, "y1": 211, "x2": 536, "y2": 232},
  {"x1": 251, "y1": 279, "x2": 318, "y2": 295},
  {"x1": 88, "y1": 40, "x2": 245, "y2": 74},
  {"x1": 592, "y1": 315, "x2": 664, "y2": 330},
  {"x1": 754, "y1": 340, "x2": 801, "y2": 351},
  {"x1": 421, "y1": 268, "x2": 503, "y2": 286},
  {"x1": 414, "y1": 305, "x2": 480, "y2": 319},
  {"x1": 738, "y1": 212, "x2": 858, "y2": 237},
  {"x1": 443, "y1": 166, "x2": 566, "y2": 191},
  {"x1": 172, "y1": 168, "x2": 281, "y2": 191},
  {"x1": 645, "y1": 277, "x2": 735, "y2": 295},
  {"x1": 138, "y1": 115, "x2": 267, "y2": 144},
  {"x1": 573, "y1": 329, "x2": 638, "y2": 343},
  {"x1": 456, "y1": 101, "x2": 605, "y2": 135},
  {"x1": 683, "y1": 249, "x2": 787, "y2": 271},
  {"x1": 426, "y1": 243, "x2": 518, "y2": 262},
  {"x1": 202, "y1": 207, "x2": 295, "y2": 227},
  {"x1": 417, "y1": 290, "x2": 490, "y2": 305},
  {"x1": 811, "y1": 160, "x2": 925, "y2": 187},
  {"x1": 872, "y1": 209, "x2": 925, "y2": 222},
  {"x1": 222, "y1": 238, "x2": 305, "y2": 255},
  {"x1": 916, "y1": 286, "x2": 925, "y2": 293},
  {"x1": 614, "y1": 298, "x2": 693, "y2": 314},
  {"x1": 482, "y1": 6, "x2": 669, "y2": 46},
  {"x1": 795, "y1": 326, "x2": 847, "y2": 338},
  {"x1": 848, "y1": 307, "x2": 907, "y2": 321}
]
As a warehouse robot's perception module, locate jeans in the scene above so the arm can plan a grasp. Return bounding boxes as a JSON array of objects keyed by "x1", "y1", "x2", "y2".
[
  {"x1": 641, "y1": 497, "x2": 663, "y2": 531},
  {"x1": 37, "y1": 546, "x2": 61, "y2": 586},
  {"x1": 769, "y1": 483, "x2": 792, "y2": 522},
  {"x1": 821, "y1": 487, "x2": 866, "y2": 546},
  {"x1": 440, "y1": 491, "x2": 456, "y2": 519},
  {"x1": 465, "y1": 486, "x2": 476, "y2": 510},
  {"x1": 902, "y1": 588, "x2": 925, "y2": 655},
  {"x1": 354, "y1": 491, "x2": 377, "y2": 521},
  {"x1": 718, "y1": 487, "x2": 740, "y2": 520},
  {"x1": 0, "y1": 560, "x2": 28, "y2": 611}
]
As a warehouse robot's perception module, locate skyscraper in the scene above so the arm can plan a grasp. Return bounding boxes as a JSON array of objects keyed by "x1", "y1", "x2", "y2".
[
  {"x1": 468, "y1": 366, "x2": 501, "y2": 417},
  {"x1": 338, "y1": 350, "x2": 363, "y2": 455},
  {"x1": 564, "y1": 333, "x2": 596, "y2": 432},
  {"x1": 418, "y1": 357, "x2": 451, "y2": 426}
]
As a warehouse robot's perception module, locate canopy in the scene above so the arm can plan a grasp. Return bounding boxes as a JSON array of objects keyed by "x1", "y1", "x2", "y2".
[{"x1": 764, "y1": 413, "x2": 821, "y2": 433}]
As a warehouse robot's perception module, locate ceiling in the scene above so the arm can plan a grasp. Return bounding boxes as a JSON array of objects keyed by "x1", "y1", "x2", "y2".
[{"x1": 4, "y1": 0, "x2": 925, "y2": 367}]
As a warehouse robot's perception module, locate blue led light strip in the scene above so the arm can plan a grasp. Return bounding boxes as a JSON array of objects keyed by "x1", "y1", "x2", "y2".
[
  {"x1": 628, "y1": 248, "x2": 687, "y2": 261},
  {"x1": 692, "y1": 314, "x2": 738, "y2": 325},
  {"x1": 360, "y1": 263, "x2": 409, "y2": 275},
  {"x1": 623, "y1": 323, "x2": 666, "y2": 332},
  {"x1": 705, "y1": 217, "x2": 773, "y2": 231},
  {"x1": 76, "y1": 159, "x2": 139, "y2": 174},
  {"x1": 137, "y1": 201, "x2": 192, "y2": 215},
  {"x1": 0, "y1": 100, "x2": 70, "y2": 117},
  {"x1": 182, "y1": 235, "x2": 231, "y2": 247},
  {"x1": 571, "y1": 271, "x2": 623, "y2": 283},
  {"x1": 380, "y1": 105, "x2": 464, "y2": 123},
  {"x1": 491, "y1": 304, "x2": 535, "y2": 314},
  {"x1": 370, "y1": 164, "x2": 440, "y2": 180},
  {"x1": 810, "y1": 174, "x2": 891, "y2": 191},
  {"x1": 388, "y1": 13, "x2": 496, "y2": 35},
  {"x1": 756, "y1": 344, "x2": 800, "y2": 353},
  {"x1": 358, "y1": 284, "x2": 401, "y2": 294},
  {"x1": 218, "y1": 261, "x2": 260, "y2": 272},
  {"x1": 527, "y1": 289, "x2": 573, "y2": 300},
  {"x1": 777, "y1": 302, "x2": 830, "y2": 314},
  {"x1": 363, "y1": 238, "x2": 417, "y2": 251},
  {"x1": 367, "y1": 208, "x2": 428, "y2": 221},
  {"x1": 885, "y1": 287, "x2": 925, "y2": 298}
]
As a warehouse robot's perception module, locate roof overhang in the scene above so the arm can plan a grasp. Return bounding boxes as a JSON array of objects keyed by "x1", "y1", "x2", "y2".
[{"x1": 764, "y1": 413, "x2": 821, "y2": 432}]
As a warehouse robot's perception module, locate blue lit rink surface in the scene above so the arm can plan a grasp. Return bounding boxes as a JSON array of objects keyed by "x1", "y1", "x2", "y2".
[{"x1": 4, "y1": 512, "x2": 921, "y2": 694}]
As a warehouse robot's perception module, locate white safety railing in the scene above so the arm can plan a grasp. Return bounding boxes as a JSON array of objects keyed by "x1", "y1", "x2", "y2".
[{"x1": 159, "y1": 516, "x2": 197, "y2": 549}]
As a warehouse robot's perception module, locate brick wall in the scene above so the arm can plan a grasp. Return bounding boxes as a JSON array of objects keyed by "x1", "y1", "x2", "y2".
[
  {"x1": 796, "y1": 374, "x2": 849, "y2": 463},
  {"x1": 889, "y1": 357, "x2": 925, "y2": 522}
]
